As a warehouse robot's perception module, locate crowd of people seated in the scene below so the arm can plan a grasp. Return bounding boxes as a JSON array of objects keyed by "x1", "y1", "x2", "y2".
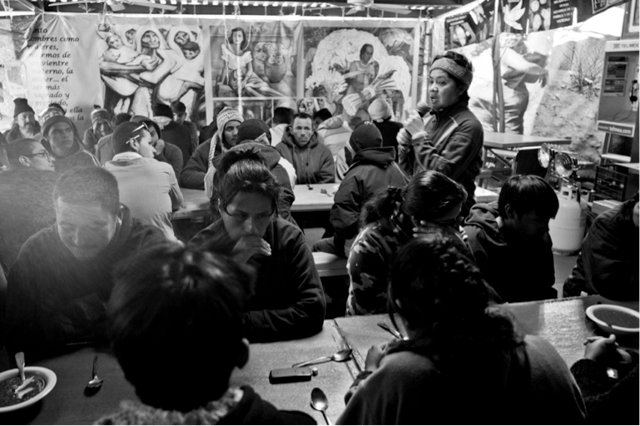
[{"x1": 0, "y1": 50, "x2": 638, "y2": 424}]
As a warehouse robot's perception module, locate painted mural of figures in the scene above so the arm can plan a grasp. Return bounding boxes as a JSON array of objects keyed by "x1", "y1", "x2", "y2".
[
  {"x1": 469, "y1": 34, "x2": 548, "y2": 134},
  {"x1": 216, "y1": 27, "x2": 284, "y2": 98},
  {"x1": 333, "y1": 44, "x2": 380, "y2": 97}
]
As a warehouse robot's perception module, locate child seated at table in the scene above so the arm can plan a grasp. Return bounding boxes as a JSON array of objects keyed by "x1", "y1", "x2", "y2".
[
  {"x1": 98, "y1": 244, "x2": 315, "y2": 424},
  {"x1": 337, "y1": 237, "x2": 586, "y2": 424}
]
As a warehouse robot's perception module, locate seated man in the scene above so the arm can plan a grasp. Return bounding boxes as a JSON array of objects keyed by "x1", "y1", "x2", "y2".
[
  {"x1": 5, "y1": 138, "x2": 55, "y2": 171},
  {"x1": 270, "y1": 106, "x2": 294, "y2": 146},
  {"x1": 464, "y1": 175, "x2": 559, "y2": 303},
  {"x1": 105, "y1": 122, "x2": 183, "y2": 241},
  {"x1": 171, "y1": 100, "x2": 198, "y2": 152},
  {"x1": 97, "y1": 245, "x2": 314, "y2": 424},
  {"x1": 190, "y1": 149, "x2": 326, "y2": 342},
  {"x1": 563, "y1": 193, "x2": 639, "y2": 300},
  {"x1": 96, "y1": 113, "x2": 132, "y2": 165},
  {"x1": 41, "y1": 115, "x2": 100, "y2": 173},
  {"x1": 275, "y1": 112, "x2": 334, "y2": 184},
  {"x1": 153, "y1": 103, "x2": 192, "y2": 168},
  {"x1": 130, "y1": 116, "x2": 183, "y2": 181},
  {"x1": 314, "y1": 123, "x2": 408, "y2": 257},
  {"x1": 181, "y1": 107, "x2": 244, "y2": 189},
  {"x1": 6, "y1": 167, "x2": 165, "y2": 356}
]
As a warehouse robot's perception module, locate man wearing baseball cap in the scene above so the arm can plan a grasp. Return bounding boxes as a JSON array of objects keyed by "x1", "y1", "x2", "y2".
[
  {"x1": 4, "y1": 98, "x2": 41, "y2": 143},
  {"x1": 41, "y1": 115, "x2": 99, "y2": 173},
  {"x1": 182, "y1": 107, "x2": 243, "y2": 189}
]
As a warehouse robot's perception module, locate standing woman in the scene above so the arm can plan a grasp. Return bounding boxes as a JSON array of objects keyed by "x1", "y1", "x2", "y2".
[
  {"x1": 190, "y1": 148, "x2": 325, "y2": 342},
  {"x1": 397, "y1": 51, "x2": 483, "y2": 216}
]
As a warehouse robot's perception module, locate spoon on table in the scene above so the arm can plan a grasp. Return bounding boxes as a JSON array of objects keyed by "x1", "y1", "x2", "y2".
[
  {"x1": 292, "y1": 348, "x2": 352, "y2": 368},
  {"x1": 310, "y1": 387, "x2": 332, "y2": 425},
  {"x1": 86, "y1": 355, "x2": 104, "y2": 389}
]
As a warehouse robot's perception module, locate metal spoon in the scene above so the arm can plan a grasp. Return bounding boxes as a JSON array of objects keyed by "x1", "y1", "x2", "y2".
[
  {"x1": 292, "y1": 348, "x2": 352, "y2": 368},
  {"x1": 86, "y1": 355, "x2": 104, "y2": 389},
  {"x1": 310, "y1": 387, "x2": 332, "y2": 425},
  {"x1": 15, "y1": 352, "x2": 26, "y2": 383}
]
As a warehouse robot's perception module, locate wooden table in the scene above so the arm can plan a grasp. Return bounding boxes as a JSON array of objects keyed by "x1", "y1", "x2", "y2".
[
  {"x1": 3, "y1": 320, "x2": 357, "y2": 425},
  {"x1": 292, "y1": 184, "x2": 337, "y2": 213},
  {"x1": 335, "y1": 295, "x2": 639, "y2": 372},
  {"x1": 171, "y1": 188, "x2": 210, "y2": 220}
]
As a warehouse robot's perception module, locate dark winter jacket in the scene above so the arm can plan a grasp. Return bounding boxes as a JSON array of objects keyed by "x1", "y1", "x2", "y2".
[
  {"x1": 162, "y1": 120, "x2": 193, "y2": 168},
  {"x1": 6, "y1": 206, "x2": 166, "y2": 355},
  {"x1": 96, "y1": 386, "x2": 315, "y2": 425},
  {"x1": 0, "y1": 169, "x2": 58, "y2": 273},
  {"x1": 397, "y1": 101, "x2": 483, "y2": 216},
  {"x1": 463, "y1": 202, "x2": 556, "y2": 303},
  {"x1": 563, "y1": 194, "x2": 639, "y2": 300},
  {"x1": 181, "y1": 139, "x2": 214, "y2": 189},
  {"x1": 331, "y1": 147, "x2": 408, "y2": 241},
  {"x1": 190, "y1": 217, "x2": 326, "y2": 343},
  {"x1": 275, "y1": 128, "x2": 334, "y2": 184},
  {"x1": 156, "y1": 142, "x2": 184, "y2": 182},
  {"x1": 42, "y1": 137, "x2": 100, "y2": 174}
]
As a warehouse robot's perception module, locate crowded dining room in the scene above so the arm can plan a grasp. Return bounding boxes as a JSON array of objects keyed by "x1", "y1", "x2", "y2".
[{"x1": 0, "y1": 0, "x2": 638, "y2": 422}]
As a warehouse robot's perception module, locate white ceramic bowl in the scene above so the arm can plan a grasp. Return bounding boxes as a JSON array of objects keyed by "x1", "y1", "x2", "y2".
[
  {"x1": 0, "y1": 367, "x2": 57, "y2": 413},
  {"x1": 586, "y1": 304, "x2": 640, "y2": 336}
]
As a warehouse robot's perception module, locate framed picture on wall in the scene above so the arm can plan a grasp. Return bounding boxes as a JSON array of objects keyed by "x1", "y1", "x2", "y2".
[{"x1": 629, "y1": 0, "x2": 640, "y2": 33}]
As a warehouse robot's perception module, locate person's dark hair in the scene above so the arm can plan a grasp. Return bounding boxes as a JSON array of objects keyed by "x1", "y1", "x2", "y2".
[
  {"x1": 108, "y1": 244, "x2": 254, "y2": 412},
  {"x1": 273, "y1": 107, "x2": 294, "y2": 125},
  {"x1": 360, "y1": 43, "x2": 373, "y2": 57},
  {"x1": 140, "y1": 119, "x2": 161, "y2": 139},
  {"x1": 53, "y1": 167, "x2": 120, "y2": 215},
  {"x1": 387, "y1": 237, "x2": 520, "y2": 370},
  {"x1": 112, "y1": 122, "x2": 149, "y2": 155},
  {"x1": 215, "y1": 148, "x2": 281, "y2": 216},
  {"x1": 498, "y1": 175, "x2": 559, "y2": 219},
  {"x1": 181, "y1": 41, "x2": 200, "y2": 53},
  {"x1": 153, "y1": 103, "x2": 174, "y2": 119},
  {"x1": 6, "y1": 138, "x2": 40, "y2": 169},
  {"x1": 431, "y1": 51, "x2": 474, "y2": 103},
  {"x1": 293, "y1": 112, "x2": 313, "y2": 123},
  {"x1": 113, "y1": 113, "x2": 132, "y2": 127},
  {"x1": 361, "y1": 170, "x2": 467, "y2": 226},
  {"x1": 228, "y1": 27, "x2": 248, "y2": 50},
  {"x1": 313, "y1": 108, "x2": 332, "y2": 122},
  {"x1": 171, "y1": 101, "x2": 186, "y2": 114}
]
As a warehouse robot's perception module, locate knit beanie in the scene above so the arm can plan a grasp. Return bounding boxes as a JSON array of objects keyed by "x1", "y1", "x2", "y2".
[
  {"x1": 91, "y1": 107, "x2": 111, "y2": 126},
  {"x1": 236, "y1": 119, "x2": 271, "y2": 145},
  {"x1": 13, "y1": 98, "x2": 35, "y2": 118},
  {"x1": 39, "y1": 105, "x2": 65, "y2": 125},
  {"x1": 152, "y1": 103, "x2": 174, "y2": 119},
  {"x1": 216, "y1": 107, "x2": 244, "y2": 132},
  {"x1": 42, "y1": 115, "x2": 75, "y2": 138},
  {"x1": 368, "y1": 99, "x2": 392, "y2": 122},
  {"x1": 349, "y1": 122, "x2": 382, "y2": 153}
]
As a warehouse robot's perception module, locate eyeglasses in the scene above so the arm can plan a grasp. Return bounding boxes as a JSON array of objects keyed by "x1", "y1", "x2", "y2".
[{"x1": 23, "y1": 151, "x2": 52, "y2": 159}]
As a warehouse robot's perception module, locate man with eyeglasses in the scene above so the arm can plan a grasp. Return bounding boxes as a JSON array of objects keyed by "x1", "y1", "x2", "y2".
[
  {"x1": 5, "y1": 138, "x2": 55, "y2": 171},
  {"x1": 105, "y1": 122, "x2": 183, "y2": 241},
  {"x1": 41, "y1": 115, "x2": 100, "y2": 173}
]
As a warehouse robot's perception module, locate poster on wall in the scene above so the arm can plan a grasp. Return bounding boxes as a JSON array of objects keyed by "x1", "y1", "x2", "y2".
[
  {"x1": 20, "y1": 14, "x2": 101, "y2": 134},
  {"x1": 96, "y1": 17, "x2": 205, "y2": 125},
  {"x1": 302, "y1": 21, "x2": 417, "y2": 121},
  {"x1": 444, "y1": 6, "x2": 493, "y2": 50},
  {"x1": 208, "y1": 20, "x2": 300, "y2": 122}
]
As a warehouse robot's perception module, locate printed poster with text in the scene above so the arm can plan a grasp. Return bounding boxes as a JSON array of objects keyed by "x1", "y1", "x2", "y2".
[{"x1": 21, "y1": 14, "x2": 102, "y2": 134}]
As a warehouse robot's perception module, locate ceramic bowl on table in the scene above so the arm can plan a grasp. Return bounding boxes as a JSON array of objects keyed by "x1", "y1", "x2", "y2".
[
  {"x1": 0, "y1": 366, "x2": 57, "y2": 413},
  {"x1": 585, "y1": 304, "x2": 640, "y2": 336}
]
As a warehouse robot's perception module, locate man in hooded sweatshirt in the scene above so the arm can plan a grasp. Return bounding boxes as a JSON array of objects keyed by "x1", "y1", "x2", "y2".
[
  {"x1": 153, "y1": 103, "x2": 192, "y2": 168},
  {"x1": 275, "y1": 112, "x2": 334, "y2": 184},
  {"x1": 41, "y1": 115, "x2": 100, "y2": 173},
  {"x1": 463, "y1": 175, "x2": 559, "y2": 303},
  {"x1": 6, "y1": 167, "x2": 166, "y2": 356},
  {"x1": 181, "y1": 107, "x2": 243, "y2": 189},
  {"x1": 313, "y1": 123, "x2": 409, "y2": 257}
]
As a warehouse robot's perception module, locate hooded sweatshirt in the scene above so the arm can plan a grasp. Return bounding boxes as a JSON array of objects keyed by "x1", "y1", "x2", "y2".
[
  {"x1": 6, "y1": 206, "x2": 166, "y2": 355},
  {"x1": 42, "y1": 136, "x2": 100, "y2": 174},
  {"x1": 463, "y1": 202, "x2": 556, "y2": 303},
  {"x1": 275, "y1": 127, "x2": 335, "y2": 184},
  {"x1": 157, "y1": 119, "x2": 192, "y2": 168},
  {"x1": 96, "y1": 386, "x2": 315, "y2": 425}
]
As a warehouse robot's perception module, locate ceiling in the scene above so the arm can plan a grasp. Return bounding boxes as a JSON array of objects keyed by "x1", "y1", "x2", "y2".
[{"x1": 1, "y1": 0, "x2": 467, "y2": 18}]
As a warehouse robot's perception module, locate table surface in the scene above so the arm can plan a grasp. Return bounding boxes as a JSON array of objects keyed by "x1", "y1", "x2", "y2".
[
  {"x1": 4, "y1": 320, "x2": 357, "y2": 425},
  {"x1": 173, "y1": 185, "x2": 499, "y2": 219},
  {"x1": 484, "y1": 131, "x2": 572, "y2": 149}
]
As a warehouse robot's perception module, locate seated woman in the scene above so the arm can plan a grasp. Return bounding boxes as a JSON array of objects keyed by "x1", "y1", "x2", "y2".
[
  {"x1": 346, "y1": 170, "x2": 467, "y2": 316},
  {"x1": 337, "y1": 237, "x2": 587, "y2": 425},
  {"x1": 397, "y1": 51, "x2": 483, "y2": 217},
  {"x1": 98, "y1": 244, "x2": 314, "y2": 424},
  {"x1": 190, "y1": 148, "x2": 325, "y2": 342}
]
